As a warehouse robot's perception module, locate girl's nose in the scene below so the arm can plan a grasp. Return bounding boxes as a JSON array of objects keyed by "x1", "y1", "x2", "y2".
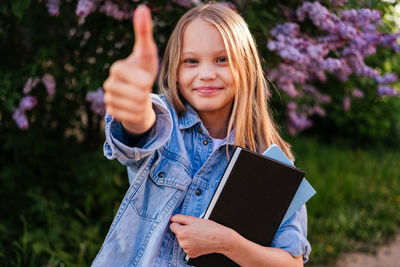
[{"x1": 198, "y1": 63, "x2": 217, "y2": 81}]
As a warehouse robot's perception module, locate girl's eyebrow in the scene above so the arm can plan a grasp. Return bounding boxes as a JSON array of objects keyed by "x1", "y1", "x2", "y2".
[{"x1": 181, "y1": 49, "x2": 227, "y2": 56}]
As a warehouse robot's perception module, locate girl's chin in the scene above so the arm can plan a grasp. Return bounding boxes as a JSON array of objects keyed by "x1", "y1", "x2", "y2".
[{"x1": 191, "y1": 102, "x2": 228, "y2": 113}]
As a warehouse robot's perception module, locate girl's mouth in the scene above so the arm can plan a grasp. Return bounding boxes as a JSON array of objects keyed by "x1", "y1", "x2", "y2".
[{"x1": 194, "y1": 86, "x2": 222, "y2": 94}]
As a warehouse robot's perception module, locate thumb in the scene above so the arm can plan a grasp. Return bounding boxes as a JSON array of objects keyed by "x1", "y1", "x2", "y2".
[
  {"x1": 170, "y1": 222, "x2": 187, "y2": 237},
  {"x1": 170, "y1": 214, "x2": 198, "y2": 225},
  {"x1": 130, "y1": 5, "x2": 158, "y2": 74}
]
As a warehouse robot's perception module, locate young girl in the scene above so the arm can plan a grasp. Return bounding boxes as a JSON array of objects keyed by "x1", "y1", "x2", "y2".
[{"x1": 95, "y1": 2, "x2": 311, "y2": 266}]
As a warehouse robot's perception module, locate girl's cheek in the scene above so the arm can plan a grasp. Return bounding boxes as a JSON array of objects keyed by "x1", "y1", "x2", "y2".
[{"x1": 180, "y1": 71, "x2": 195, "y2": 85}]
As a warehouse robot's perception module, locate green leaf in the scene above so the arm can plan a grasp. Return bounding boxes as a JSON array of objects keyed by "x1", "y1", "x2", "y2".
[
  {"x1": 11, "y1": 0, "x2": 31, "y2": 19},
  {"x1": 11, "y1": 2, "x2": 24, "y2": 19}
]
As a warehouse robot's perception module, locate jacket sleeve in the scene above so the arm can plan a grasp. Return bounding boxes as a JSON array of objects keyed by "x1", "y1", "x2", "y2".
[
  {"x1": 270, "y1": 204, "x2": 312, "y2": 263},
  {"x1": 103, "y1": 94, "x2": 173, "y2": 167}
]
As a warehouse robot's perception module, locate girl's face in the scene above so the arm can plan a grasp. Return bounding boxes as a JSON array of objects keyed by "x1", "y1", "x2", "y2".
[{"x1": 178, "y1": 18, "x2": 235, "y2": 120}]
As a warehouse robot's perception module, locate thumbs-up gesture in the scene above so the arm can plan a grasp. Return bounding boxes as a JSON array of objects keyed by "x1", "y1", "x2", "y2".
[{"x1": 103, "y1": 5, "x2": 158, "y2": 135}]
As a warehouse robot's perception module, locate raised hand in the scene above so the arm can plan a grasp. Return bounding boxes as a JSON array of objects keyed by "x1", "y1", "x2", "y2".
[{"x1": 103, "y1": 5, "x2": 158, "y2": 134}]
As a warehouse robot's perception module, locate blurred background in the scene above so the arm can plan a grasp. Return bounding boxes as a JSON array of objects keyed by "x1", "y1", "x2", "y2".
[{"x1": 1, "y1": 0, "x2": 399, "y2": 266}]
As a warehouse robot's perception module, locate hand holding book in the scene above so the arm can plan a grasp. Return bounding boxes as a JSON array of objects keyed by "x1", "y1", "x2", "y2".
[{"x1": 170, "y1": 214, "x2": 234, "y2": 259}]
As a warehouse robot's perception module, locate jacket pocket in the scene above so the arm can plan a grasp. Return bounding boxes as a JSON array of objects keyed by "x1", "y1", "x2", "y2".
[{"x1": 130, "y1": 155, "x2": 191, "y2": 221}]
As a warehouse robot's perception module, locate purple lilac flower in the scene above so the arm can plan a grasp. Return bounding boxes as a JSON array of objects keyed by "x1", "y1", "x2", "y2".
[
  {"x1": 343, "y1": 96, "x2": 351, "y2": 111},
  {"x1": 19, "y1": 96, "x2": 38, "y2": 111},
  {"x1": 337, "y1": 22, "x2": 358, "y2": 40},
  {"x1": 287, "y1": 102, "x2": 297, "y2": 110},
  {"x1": 318, "y1": 94, "x2": 332, "y2": 103},
  {"x1": 341, "y1": 9, "x2": 381, "y2": 25},
  {"x1": 318, "y1": 34, "x2": 340, "y2": 44},
  {"x1": 42, "y1": 74, "x2": 56, "y2": 97},
  {"x1": 377, "y1": 85, "x2": 399, "y2": 97},
  {"x1": 86, "y1": 88, "x2": 106, "y2": 116},
  {"x1": 279, "y1": 46, "x2": 308, "y2": 64},
  {"x1": 312, "y1": 105, "x2": 326, "y2": 116},
  {"x1": 221, "y1": 2, "x2": 237, "y2": 10},
  {"x1": 303, "y1": 84, "x2": 317, "y2": 94},
  {"x1": 376, "y1": 73, "x2": 398, "y2": 84},
  {"x1": 380, "y1": 33, "x2": 399, "y2": 46},
  {"x1": 76, "y1": 0, "x2": 98, "y2": 18},
  {"x1": 380, "y1": 33, "x2": 400, "y2": 52},
  {"x1": 347, "y1": 53, "x2": 379, "y2": 79},
  {"x1": 274, "y1": 64, "x2": 308, "y2": 84},
  {"x1": 311, "y1": 69, "x2": 327, "y2": 82},
  {"x1": 268, "y1": 64, "x2": 309, "y2": 98},
  {"x1": 352, "y1": 89, "x2": 364, "y2": 98},
  {"x1": 330, "y1": 0, "x2": 347, "y2": 6},
  {"x1": 173, "y1": 0, "x2": 192, "y2": 8},
  {"x1": 286, "y1": 110, "x2": 313, "y2": 135},
  {"x1": 307, "y1": 44, "x2": 329, "y2": 59},
  {"x1": 99, "y1": 1, "x2": 132, "y2": 21},
  {"x1": 319, "y1": 58, "x2": 342, "y2": 72},
  {"x1": 280, "y1": 83, "x2": 299, "y2": 98},
  {"x1": 334, "y1": 59, "x2": 352, "y2": 81},
  {"x1": 303, "y1": 85, "x2": 332, "y2": 103},
  {"x1": 268, "y1": 29, "x2": 310, "y2": 64},
  {"x1": 12, "y1": 109, "x2": 29, "y2": 130},
  {"x1": 270, "y1": 23, "x2": 300, "y2": 37},
  {"x1": 306, "y1": 104, "x2": 326, "y2": 116},
  {"x1": 296, "y1": 2, "x2": 339, "y2": 32},
  {"x1": 23, "y1": 77, "x2": 40, "y2": 94},
  {"x1": 46, "y1": 0, "x2": 60, "y2": 16}
]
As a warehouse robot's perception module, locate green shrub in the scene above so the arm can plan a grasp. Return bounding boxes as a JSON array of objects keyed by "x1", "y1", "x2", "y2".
[{"x1": 0, "y1": 128, "x2": 128, "y2": 266}]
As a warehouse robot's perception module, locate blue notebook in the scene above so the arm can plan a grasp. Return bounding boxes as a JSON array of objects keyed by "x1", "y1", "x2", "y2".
[{"x1": 262, "y1": 144, "x2": 316, "y2": 226}]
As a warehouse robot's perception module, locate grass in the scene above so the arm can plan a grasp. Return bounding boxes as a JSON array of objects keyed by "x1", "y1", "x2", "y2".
[
  {"x1": 290, "y1": 136, "x2": 400, "y2": 265},
  {"x1": 0, "y1": 138, "x2": 129, "y2": 267},
  {"x1": 1, "y1": 135, "x2": 400, "y2": 266}
]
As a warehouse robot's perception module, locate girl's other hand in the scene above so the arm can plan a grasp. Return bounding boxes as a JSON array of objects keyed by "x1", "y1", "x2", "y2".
[
  {"x1": 103, "y1": 5, "x2": 158, "y2": 135},
  {"x1": 169, "y1": 214, "x2": 234, "y2": 259}
]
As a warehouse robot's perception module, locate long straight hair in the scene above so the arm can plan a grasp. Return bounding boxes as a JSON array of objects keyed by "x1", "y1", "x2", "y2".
[{"x1": 158, "y1": 2, "x2": 293, "y2": 160}]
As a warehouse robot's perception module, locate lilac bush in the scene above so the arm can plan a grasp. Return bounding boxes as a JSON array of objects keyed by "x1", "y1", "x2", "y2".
[
  {"x1": 8, "y1": 0, "x2": 399, "y2": 138},
  {"x1": 267, "y1": 1, "x2": 399, "y2": 134}
]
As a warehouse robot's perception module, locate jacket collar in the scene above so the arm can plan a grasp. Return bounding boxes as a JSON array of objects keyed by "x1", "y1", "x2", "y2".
[
  {"x1": 178, "y1": 102, "x2": 202, "y2": 130},
  {"x1": 177, "y1": 102, "x2": 236, "y2": 146}
]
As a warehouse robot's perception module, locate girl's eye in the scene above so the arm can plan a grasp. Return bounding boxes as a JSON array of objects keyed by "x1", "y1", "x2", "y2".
[
  {"x1": 183, "y1": 59, "x2": 198, "y2": 64},
  {"x1": 217, "y1": 57, "x2": 228, "y2": 63}
]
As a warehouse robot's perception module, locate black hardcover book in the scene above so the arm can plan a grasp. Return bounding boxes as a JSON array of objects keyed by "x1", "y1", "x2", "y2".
[{"x1": 185, "y1": 146, "x2": 305, "y2": 267}]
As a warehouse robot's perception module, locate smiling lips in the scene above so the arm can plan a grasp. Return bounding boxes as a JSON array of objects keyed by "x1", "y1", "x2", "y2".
[{"x1": 194, "y1": 86, "x2": 223, "y2": 94}]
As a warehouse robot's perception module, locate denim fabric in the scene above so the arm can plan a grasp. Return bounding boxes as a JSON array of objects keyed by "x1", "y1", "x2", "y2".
[{"x1": 92, "y1": 94, "x2": 311, "y2": 266}]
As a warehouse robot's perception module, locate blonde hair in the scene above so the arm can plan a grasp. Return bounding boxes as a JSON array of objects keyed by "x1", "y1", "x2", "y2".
[{"x1": 158, "y1": 2, "x2": 293, "y2": 160}]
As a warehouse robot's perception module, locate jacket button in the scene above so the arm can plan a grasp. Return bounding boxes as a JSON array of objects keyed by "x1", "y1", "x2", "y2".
[
  {"x1": 158, "y1": 172, "x2": 165, "y2": 178},
  {"x1": 202, "y1": 140, "x2": 208, "y2": 145},
  {"x1": 195, "y1": 188, "x2": 202, "y2": 196}
]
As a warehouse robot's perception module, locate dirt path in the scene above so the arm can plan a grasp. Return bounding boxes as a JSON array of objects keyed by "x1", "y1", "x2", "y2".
[{"x1": 334, "y1": 235, "x2": 400, "y2": 267}]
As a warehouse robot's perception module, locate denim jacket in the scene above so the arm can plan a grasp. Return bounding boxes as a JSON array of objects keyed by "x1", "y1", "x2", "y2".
[{"x1": 92, "y1": 94, "x2": 311, "y2": 266}]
